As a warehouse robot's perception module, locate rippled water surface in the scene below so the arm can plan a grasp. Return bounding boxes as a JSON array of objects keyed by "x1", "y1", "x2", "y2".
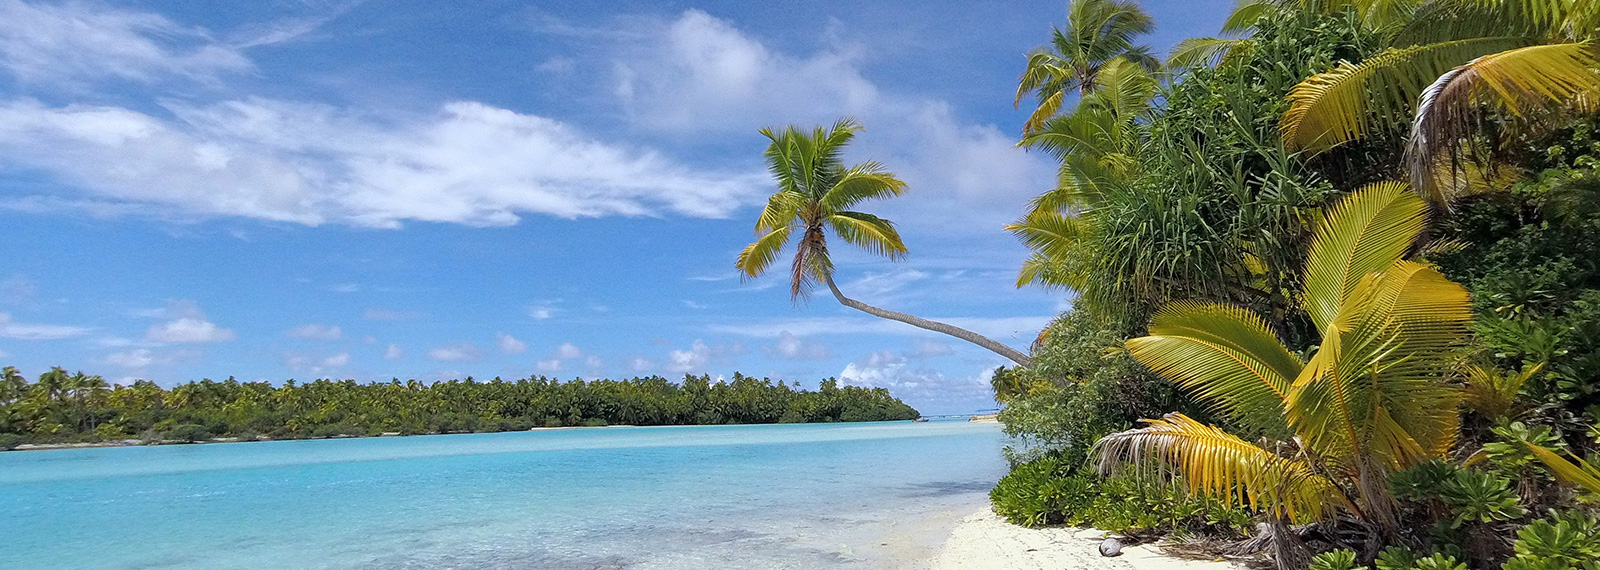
[{"x1": 0, "y1": 421, "x2": 1007, "y2": 569}]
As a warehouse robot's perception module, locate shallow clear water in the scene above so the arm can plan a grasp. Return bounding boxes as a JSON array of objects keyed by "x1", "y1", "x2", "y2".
[{"x1": 0, "y1": 421, "x2": 1007, "y2": 569}]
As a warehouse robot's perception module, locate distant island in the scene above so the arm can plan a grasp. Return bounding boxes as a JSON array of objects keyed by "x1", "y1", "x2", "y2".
[{"x1": 0, "y1": 367, "x2": 920, "y2": 450}]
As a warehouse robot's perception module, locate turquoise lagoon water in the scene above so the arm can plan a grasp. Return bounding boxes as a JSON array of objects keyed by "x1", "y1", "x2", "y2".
[{"x1": 0, "y1": 421, "x2": 1007, "y2": 569}]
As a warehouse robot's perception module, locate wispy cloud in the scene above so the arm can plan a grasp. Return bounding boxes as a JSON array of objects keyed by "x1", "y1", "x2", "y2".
[
  {"x1": 710, "y1": 315, "x2": 1050, "y2": 342},
  {"x1": 427, "y1": 342, "x2": 481, "y2": 362},
  {"x1": 286, "y1": 324, "x2": 342, "y2": 340},
  {"x1": 141, "y1": 300, "x2": 233, "y2": 343},
  {"x1": 0, "y1": 0, "x2": 250, "y2": 87},
  {"x1": 0, "y1": 311, "x2": 88, "y2": 340}
]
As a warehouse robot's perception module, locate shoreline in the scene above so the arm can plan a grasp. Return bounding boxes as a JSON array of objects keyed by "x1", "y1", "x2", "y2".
[
  {"x1": 929, "y1": 509, "x2": 1247, "y2": 570},
  {"x1": 3, "y1": 417, "x2": 990, "y2": 453}
]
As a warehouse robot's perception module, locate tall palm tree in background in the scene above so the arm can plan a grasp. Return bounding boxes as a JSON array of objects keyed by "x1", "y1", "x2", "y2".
[
  {"x1": 735, "y1": 119, "x2": 1032, "y2": 366},
  {"x1": 1263, "y1": 0, "x2": 1600, "y2": 200},
  {"x1": 1093, "y1": 182, "x2": 1473, "y2": 568},
  {"x1": 1014, "y1": 0, "x2": 1159, "y2": 135}
]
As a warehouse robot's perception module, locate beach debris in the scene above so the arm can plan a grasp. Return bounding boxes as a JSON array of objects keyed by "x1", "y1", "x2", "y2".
[{"x1": 1099, "y1": 538, "x2": 1123, "y2": 557}]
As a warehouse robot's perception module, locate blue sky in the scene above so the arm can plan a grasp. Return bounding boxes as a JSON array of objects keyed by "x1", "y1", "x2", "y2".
[{"x1": 0, "y1": 0, "x2": 1232, "y2": 415}]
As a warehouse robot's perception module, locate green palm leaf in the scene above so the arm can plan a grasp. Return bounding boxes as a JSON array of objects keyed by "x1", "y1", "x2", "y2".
[
  {"x1": 736, "y1": 225, "x2": 793, "y2": 279},
  {"x1": 1094, "y1": 413, "x2": 1350, "y2": 522},
  {"x1": 1126, "y1": 301, "x2": 1303, "y2": 436},
  {"x1": 1301, "y1": 181, "x2": 1428, "y2": 333},
  {"x1": 827, "y1": 211, "x2": 908, "y2": 259}
]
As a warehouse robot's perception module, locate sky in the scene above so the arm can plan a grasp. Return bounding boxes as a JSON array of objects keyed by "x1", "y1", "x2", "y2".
[{"x1": 0, "y1": 0, "x2": 1233, "y2": 415}]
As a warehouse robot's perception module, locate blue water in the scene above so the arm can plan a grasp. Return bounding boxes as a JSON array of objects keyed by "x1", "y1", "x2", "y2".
[{"x1": 0, "y1": 421, "x2": 1007, "y2": 569}]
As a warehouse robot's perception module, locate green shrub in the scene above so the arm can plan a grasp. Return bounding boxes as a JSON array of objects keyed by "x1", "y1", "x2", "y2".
[
  {"x1": 0, "y1": 433, "x2": 24, "y2": 450},
  {"x1": 1310, "y1": 550, "x2": 1367, "y2": 570},
  {"x1": 1505, "y1": 511, "x2": 1600, "y2": 569},
  {"x1": 1375, "y1": 546, "x2": 1421, "y2": 570},
  {"x1": 989, "y1": 455, "x2": 1251, "y2": 537},
  {"x1": 989, "y1": 455, "x2": 1089, "y2": 527},
  {"x1": 1412, "y1": 554, "x2": 1468, "y2": 570},
  {"x1": 1441, "y1": 469, "x2": 1526, "y2": 528},
  {"x1": 164, "y1": 423, "x2": 212, "y2": 443}
]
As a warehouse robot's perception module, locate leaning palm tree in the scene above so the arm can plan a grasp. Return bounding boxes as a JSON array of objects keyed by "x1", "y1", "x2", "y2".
[
  {"x1": 1093, "y1": 181, "x2": 1473, "y2": 569},
  {"x1": 1272, "y1": 0, "x2": 1600, "y2": 200},
  {"x1": 735, "y1": 119, "x2": 1031, "y2": 366},
  {"x1": 1014, "y1": 0, "x2": 1159, "y2": 135}
]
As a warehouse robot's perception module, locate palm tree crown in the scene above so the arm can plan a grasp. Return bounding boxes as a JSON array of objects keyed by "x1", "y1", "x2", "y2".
[
  {"x1": 736, "y1": 119, "x2": 1032, "y2": 366},
  {"x1": 1014, "y1": 0, "x2": 1159, "y2": 135},
  {"x1": 735, "y1": 119, "x2": 908, "y2": 300}
]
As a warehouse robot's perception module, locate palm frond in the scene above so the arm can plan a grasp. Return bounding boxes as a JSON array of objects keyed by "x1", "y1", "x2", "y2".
[
  {"x1": 828, "y1": 211, "x2": 908, "y2": 260},
  {"x1": 1094, "y1": 413, "x2": 1349, "y2": 522},
  {"x1": 820, "y1": 162, "x2": 908, "y2": 212},
  {"x1": 1463, "y1": 361, "x2": 1543, "y2": 418},
  {"x1": 1127, "y1": 301, "x2": 1303, "y2": 436},
  {"x1": 1167, "y1": 37, "x2": 1252, "y2": 71},
  {"x1": 1408, "y1": 42, "x2": 1600, "y2": 198},
  {"x1": 1524, "y1": 441, "x2": 1600, "y2": 493},
  {"x1": 1221, "y1": 0, "x2": 1274, "y2": 34},
  {"x1": 1007, "y1": 211, "x2": 1094, "y2": 261},
  {"x1": 1281, "y1": 37, "x2": 1530, "y2": 152},
  {"x1": 736, "y1": 225, "x2": 793, "y2": 279},
  {"x1": 755, "y1": 191, "x2": 805, "y2": 233},
  {"x1": 1301, "y1": 181, "x2": 1428, "y2": 332}
]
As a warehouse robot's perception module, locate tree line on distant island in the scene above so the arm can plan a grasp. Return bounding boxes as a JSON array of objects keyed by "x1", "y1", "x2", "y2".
[{"x1": 0, "y1": 367, "x2": 920, "y2": 449}]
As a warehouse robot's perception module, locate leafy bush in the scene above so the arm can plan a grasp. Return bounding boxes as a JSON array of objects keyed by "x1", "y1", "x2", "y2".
[
  {"x1": 989, "y1": 454, "x2": 1089, "y2": 527},
  {"x1": 1311, "y1": 550, "x2": 1365, "y2": 570},
  {"x1": 1441, "y1": 469, "x2": 1526, "y2": 528},
  {"x1": 1505, "y1": 511, "x2": 1600, "y2": 569},
  {"x1": 989, "y1": 455, "x2": 1251, "y2": 537},
  {"x1": 164, "y1": 423, "x2": 212, "y2": 443},
  {"x1": 0, "y1": 433, "x2": 23, "y2": 450}
]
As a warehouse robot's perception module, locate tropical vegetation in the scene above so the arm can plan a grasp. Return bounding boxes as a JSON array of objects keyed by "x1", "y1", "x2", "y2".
[
  {"x1": 986, "y1": 0, "x2": 1600, "y2": 569},
  {"x1": 0, "y1": 367, "x2": 918, "y2": 450}
]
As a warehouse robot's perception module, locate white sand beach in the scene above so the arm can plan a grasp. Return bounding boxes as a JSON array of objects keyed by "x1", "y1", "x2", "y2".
[{"x1": 928, "y1": 510, "x2": 1247, "y2": 570}]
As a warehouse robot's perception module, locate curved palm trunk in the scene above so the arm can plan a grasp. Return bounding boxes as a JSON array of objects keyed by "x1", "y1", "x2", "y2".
[{"x1": 823, "y1": 273, "x2": 1032, "y2": 366}]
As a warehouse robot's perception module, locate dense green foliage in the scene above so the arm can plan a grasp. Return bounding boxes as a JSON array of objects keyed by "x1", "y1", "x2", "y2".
[
  {"x1": 0, "y1": 367, "x2": 918, "y2": 448},
  {"x1": 989, "y1": 453, "x2": 1253, "y2": 536},
  {"x1": 994, "y1": 1, "x2": 1600, "y2": 569}
]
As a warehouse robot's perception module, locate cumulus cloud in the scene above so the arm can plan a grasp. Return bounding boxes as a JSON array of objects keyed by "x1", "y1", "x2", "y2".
[
  {"x1": 839, "y1": 350, "x2": 998, "y2": 409},
  {"x1": 0, "y1": 0, "x2": 251, "y2": 87},
  {"x1": 497, "y1": 333, "x2": 528, "y2": 354},
  {"x1": 536, "y1": 359, "x2": 562, "y2": 373},
  {"x1": 286, "y1": 351, "x2": 351, "y2": 375},
  {"x1": 768, "y1": 331, "x2": 830, "y2": 360},
  {"x1": 663, "y1": 339, "x2": 746, "y2": 374},
  {"x1": 0, "y1": 311, "x2": 89, "y2": 339},
  {"x1": 286, "y1": 323, "x2": 342, "y2": 340},
  {"x1": 427, "y1": 342, "x2": 481, "y2": 362},
  {"x1": 383, "y1": 343, "x2": 403, "y2": 359},
  {"x1": 141, "y1": 301, "x2": 233, "y2": 343},
  {"x1": 528, "y1": 305, "x2": 554, "y2": 320},
  {"x1": 104, "y1": 348, "x2": 160, "y2": 368},
  {"x1": 598, "y1": 10, "x2": 1053, "y2": 229},
  {"x1": 553, "y1": 342, "x2": 581, "y2": 359},
  {"x1": 0, "y1": 97, "x2": 761, "y2": 227},
  {"x1": 627, "y1": 356, "x2": 655, "y2": 373}
]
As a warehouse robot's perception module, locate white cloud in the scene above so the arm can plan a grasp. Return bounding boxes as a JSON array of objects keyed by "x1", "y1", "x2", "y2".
[
  {"x1": 683, "y1": 299, "x2": 707, "y2": 310},
  {"x1": 554, "y1": 342, "x2": 581, "y2": 359},
  {"x1": 769, "y1": 331, "x2": 830, "y2": 360},
  {"x1": 536, "y1": 358, "x2": 562, "y2": 373},
  {"x1": 601, "y1": 10, "x2": 1053, "y2": 230},
  {"x1": 105, "y1": 348, "x2": 159, "y2": 368},
  {"x1": 0, "y1": 0, "x2": 251, "y2": 87},
  {"x1": 0, "y1": 274, "x2": 36, "y2": 303},
  {"x1": 147, "y1": 317, "x2": 235, "y2": 343},
  {"x1": 528, "y1": 305, "x2": 554, "y2": 320},
  {"x1": 427, "y1": 343, "x2": 481, "y2": 362},
  {"x1": 663, "y1": 339, "x2": 746, "y2": 374},
  {"x1": 0, "y1": 97, "x2": 762, "y2": 227},
  {"x1": 286, "y1": 351, "x2": 351, "y2": 375},
  {"x1": 497, "y1": 333, "x2": 528, "y2": 354},
  {"x1": 627, "y1": 356, "x2": 655, "y2": 373},
  {"x1": 584, "y1": 354, "x2": 604, "y2": 373},
  {"x1": 383, "y1": 343, "x2": 403, "y2": 359},
  {"x1": 0, "y1": 311, "x2": 88, "y2": 339},
  {"x1": 613, "y1": 9, "x2": 878, "y2": 134},
  {"x1": 839, "y1": 350, "x2": 998, "y2": 407},
  {"x1": 286, "y1": 323, "x2": 342, "y2": 340},
  {"x1": 323, "y1": 352, "x2": 350, "y2": 367}
]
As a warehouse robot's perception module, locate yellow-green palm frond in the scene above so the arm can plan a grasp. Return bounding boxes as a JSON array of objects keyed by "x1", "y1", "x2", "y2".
[
  {"x1": 736, "y1": 225, "x2": 794, "y2": 279},
  {"x1": 1016, "y1": 252, "x2": 1090, "y2": 290},
  {"x1": 1463, "y1": 361, "x2": 1543, "y2": 419},
  {"x1": 1085, "y1": 58, "x2": 1159, "y2": 120},
  {"x1": 1408, "y1": 42, "x2": 1600, "y2": 198},
  {"x1": 1301, "y1": 181, "x2": 1429, "y2": 332},
  {"x1": 1126, "y1": 301, "x2": 1303, "y2": 436},
  {"x1": 1289, "y1": 261, "x2": 1471, "y2": 470},
  {"x1": 1094, "y1": 413, "x2": 1350, "y2": 523},
  {"x1": 1007, "y1": 211, "x2": 1093, "y2": 261},
  {"x1": 819, "y1": 162, "x2": 907, "y2": 212},
  {"x1": 1281, "y1": 37, "x2": 1530, "y2": 152},
  {"x1": 1221, "y1": 0, "x2": 1274, "y2": 34},
  {"x1": 755, "y1": 191, "x2": 806, "y2": 233},
  {"x1": 1167, "y1": 37, "x2": 1253, "y2": 71},
  {"x1": 828, "y1": 211, "x2": 908, "y2": 260},
  {"x1": 1524, "y1": 441, "x2": 1600, "y2": 493}
]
